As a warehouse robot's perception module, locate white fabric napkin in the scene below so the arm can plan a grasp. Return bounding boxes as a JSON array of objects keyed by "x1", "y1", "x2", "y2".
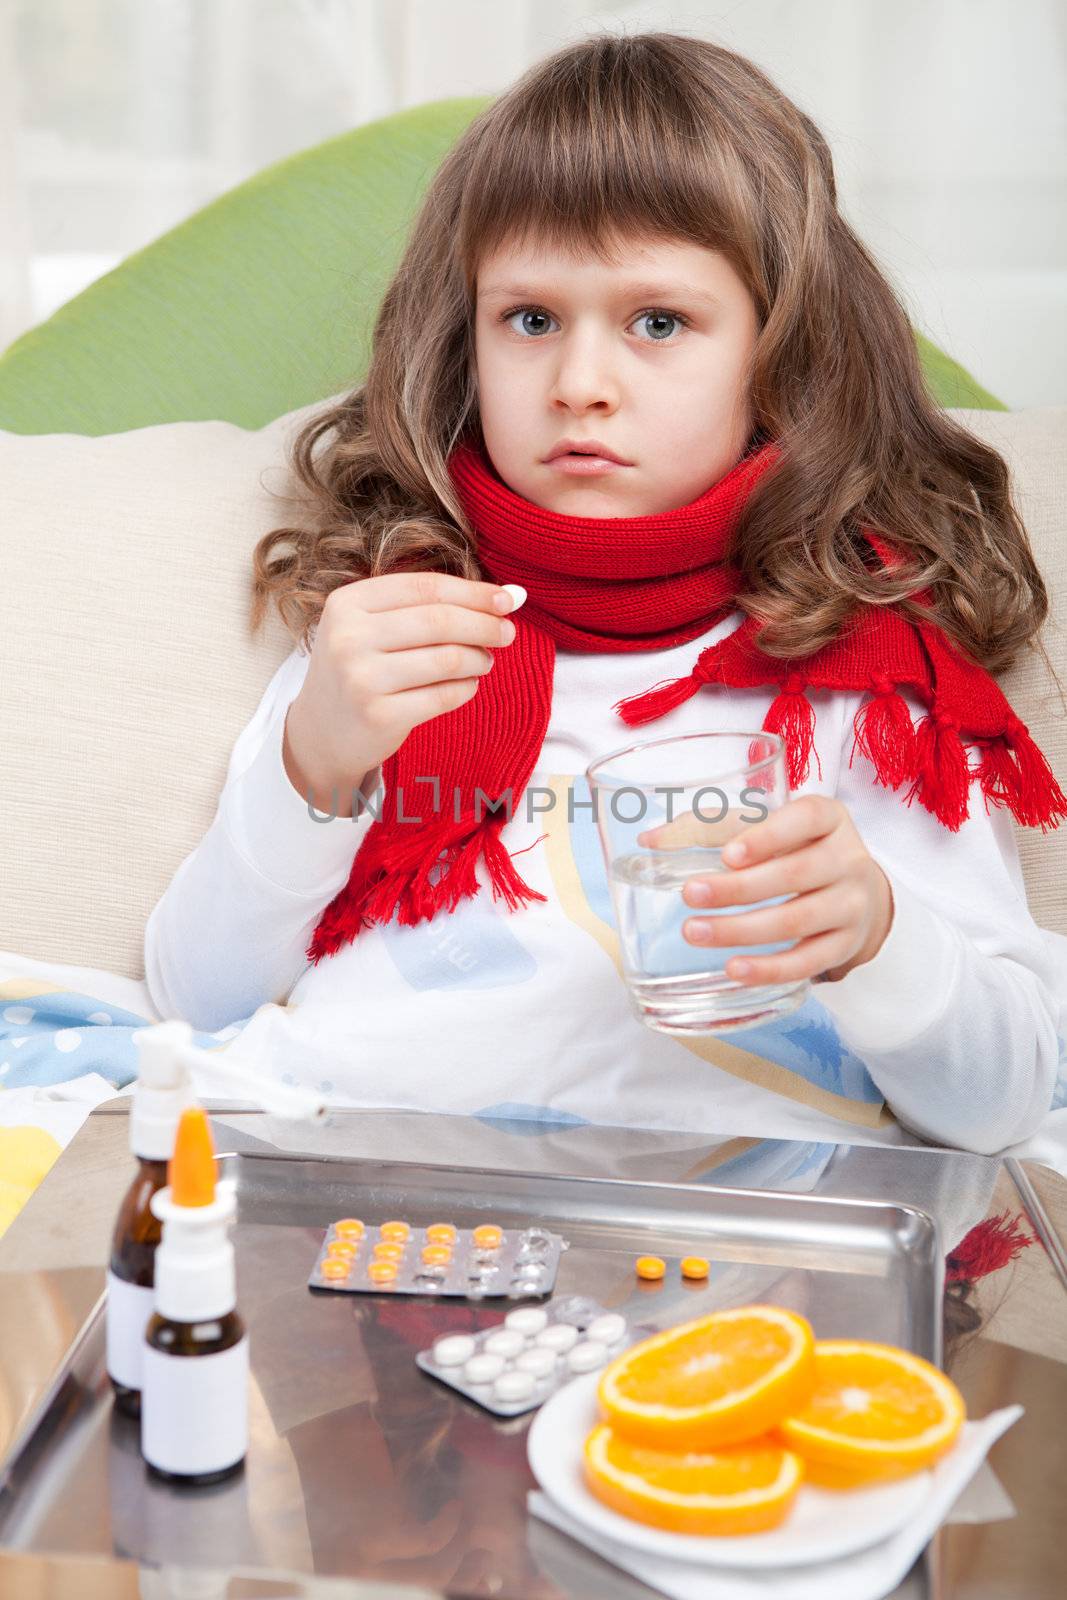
[{"x1": 528, "y1": 1406, "x2": 1022, "y2": 1600}]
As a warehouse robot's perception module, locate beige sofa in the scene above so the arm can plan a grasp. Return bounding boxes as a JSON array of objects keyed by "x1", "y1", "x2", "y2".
[{"x1": 1, "y1": 399, "x2": 1064, "y2": 982}]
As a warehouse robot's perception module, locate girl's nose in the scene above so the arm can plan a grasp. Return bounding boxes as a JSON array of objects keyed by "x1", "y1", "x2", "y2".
[{"x1": 549, "y1": 335, "x2": 620, "y2": 411}]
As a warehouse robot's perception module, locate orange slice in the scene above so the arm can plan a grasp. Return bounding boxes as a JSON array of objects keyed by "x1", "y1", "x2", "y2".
[
  {"x1": 598, "y1": 1305, "x2": 814, "y2": 1450},
  {"x1": 583, "y1": 1423, "x2": 803, "y2": 1536},
  {"x1": 778, "y1": 1340, "x2": 965, "y2": 1485}
]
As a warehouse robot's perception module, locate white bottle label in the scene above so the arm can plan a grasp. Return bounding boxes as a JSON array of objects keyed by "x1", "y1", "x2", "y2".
[
  {"x1": 141, "y1": 1338, "x2": 249, "y2": 1477},
  {"x1": 106, "y1": 1270, "x2": 155, "y2": 1389}
]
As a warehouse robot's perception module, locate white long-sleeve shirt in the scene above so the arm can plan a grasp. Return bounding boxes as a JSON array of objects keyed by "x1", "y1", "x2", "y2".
[{"x1": 144, "y1": 613, "x2": 1066, "y2": 1155}]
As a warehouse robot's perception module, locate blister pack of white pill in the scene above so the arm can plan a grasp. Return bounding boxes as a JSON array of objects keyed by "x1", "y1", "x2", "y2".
[{"x1": 415, "y1": 1294, "x2": 644, "y2": 1416}]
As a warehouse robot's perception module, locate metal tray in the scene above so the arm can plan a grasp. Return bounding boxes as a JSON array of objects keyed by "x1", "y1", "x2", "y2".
[{"x1": 0, "y1": 1148, "x2": 941, "y2": 1593}]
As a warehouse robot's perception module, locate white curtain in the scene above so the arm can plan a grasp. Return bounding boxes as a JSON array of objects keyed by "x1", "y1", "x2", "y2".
[{"x1": 1, "y1": 0, "x2": 1063, "y2": 406}]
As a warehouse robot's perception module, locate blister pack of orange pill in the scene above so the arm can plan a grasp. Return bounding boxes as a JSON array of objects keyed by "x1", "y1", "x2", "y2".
[{"x1": 307, "y1": 1217, "x2": 567, "y2": 1298}]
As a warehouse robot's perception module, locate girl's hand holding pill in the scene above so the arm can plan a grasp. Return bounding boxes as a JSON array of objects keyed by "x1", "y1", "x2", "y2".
[
  {"x1": 674, "y1": 794, "x2": 895, "y2": 987},
  {"x1": 283, "y1": 573, "x2": 526, "y2": 813}
]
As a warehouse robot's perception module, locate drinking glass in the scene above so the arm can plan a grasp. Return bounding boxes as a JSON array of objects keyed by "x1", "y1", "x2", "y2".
[{"x1": 585, "y1": 730, "x2": 810, "y2": 1034}]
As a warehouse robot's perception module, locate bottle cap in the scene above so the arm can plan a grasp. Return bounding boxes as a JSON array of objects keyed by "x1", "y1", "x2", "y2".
[
  {"x1": 130, "y1": 1022, "x2": 197, "y2": 1160},
  {"x1": 168, "y1": 1108, "x2": 217, "y2": 1207}
]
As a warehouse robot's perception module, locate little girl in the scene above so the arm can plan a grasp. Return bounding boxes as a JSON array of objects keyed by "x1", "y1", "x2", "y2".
[{"x1": 146, "y1": 31, "x2": 1066, "y2": 1157}]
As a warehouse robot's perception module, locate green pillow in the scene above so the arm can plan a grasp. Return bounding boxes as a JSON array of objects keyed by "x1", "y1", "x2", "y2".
[{"x1": 0, "y1": 98, "x2": 1005, "y2": 436}]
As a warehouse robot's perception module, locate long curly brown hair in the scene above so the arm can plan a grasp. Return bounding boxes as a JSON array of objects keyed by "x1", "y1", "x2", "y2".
[{"x1": 251, "y1": 29, "x2": 1056, "y2": 691}]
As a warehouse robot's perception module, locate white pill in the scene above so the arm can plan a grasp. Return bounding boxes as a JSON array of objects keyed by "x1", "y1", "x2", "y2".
[
  {"x1": 432, "y1": 1334, "x2": 476, "y2": 1367},
  {"x1": 587, "y1": 1314, "x2": 627, "y2": 1346},
  {"x1": 567, "y1": 1340, "x2": 609, "y2": 1374},
  {"x1": 493, "y1": 1370, "x2": 536, "y2": 1402},
  {"x1": 501, "y1": 583, "x2": 527, "y2": 612},
  {"x1": 483, "y1": 1328, "x2": 525, "y2": 1359},
  {"x1": 515, "y1": 1347, "x2": 557, "y2": 1378},
  {"x1": 464, "y1": 1353, "x2": 505, "y2": 1384},
  {"x1": 505, "y1": 1307, "x2": 549, "y2": 1337},
  {"x1": 535, "y1": 1323, "x2": 579, "y2": 1353}
]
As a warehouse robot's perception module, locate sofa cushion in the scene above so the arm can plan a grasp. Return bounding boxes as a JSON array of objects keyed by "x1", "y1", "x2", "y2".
[
  {"x1": 956, "y1": 407, "x2": 1066, "y2": 939},
  {"x1": 1, "y1": 402, "x2": 1064, "y2": 977}
]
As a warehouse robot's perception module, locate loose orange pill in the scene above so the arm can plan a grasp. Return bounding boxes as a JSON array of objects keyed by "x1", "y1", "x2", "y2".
[
  {"x1": 333, "y1": 1218, "x2": 365, "y2": 1240},
  {"x1": 379, "y1": 1221, "x2": 411, "y2": 1242},
  {"x1": 326, "y1": 1240, "x2": 358, "y2": 1260},
  {"x1": 635, "y1": 1255, "x2": 666, "y2": 1281},
  {"x1": 367, "y1": 1261, "x2": 398, "y2": 1285},
  {"x1": 426, "y1": 1223, "x2": 457, "y2": 1245},
  {"x1": 373, "y1": 1242, "x2": 404, "y2": 1262},
  {"x1": 681, "y1": 1256, "x2": 710, "y2": 1280},
  {"x1": 472, "y1": 1225, "x2": 503, "y2": 1250},
  {"x1": 421, "y1": 1244, "x2": 452, "y2": 1267},
  {"x1": 320, "y1": 1258, "x2": 351, "y2": 1281}
]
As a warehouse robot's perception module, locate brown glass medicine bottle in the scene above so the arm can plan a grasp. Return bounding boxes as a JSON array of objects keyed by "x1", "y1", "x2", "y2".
[{"x1": 108, "y1": 1157, "x2": 168, "y2": 1417}]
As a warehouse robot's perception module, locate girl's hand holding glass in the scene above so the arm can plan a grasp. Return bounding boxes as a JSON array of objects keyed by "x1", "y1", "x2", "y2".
[{"x1": 667, "y1": 794, "x2": 895, "y2": 988}]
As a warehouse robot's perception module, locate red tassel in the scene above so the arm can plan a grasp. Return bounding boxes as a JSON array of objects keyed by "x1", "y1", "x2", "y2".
[
  {"x1": 306, "y1": 811, "x2": 548, "y2": 964},
  {"x1": 851, "y1": 678, "x2": 919, "y2": 790},
  {"x1": 945, "y1": 1211, "x2": 1035, "y2": 1284},
  {"x1": 762, "y1": 673, "x2": 820, "y2": 789},
  {"x1": 307, "y1": 823, "x2": 476, "y2": 959},
  {"x1": 977, "y1": 716, "x2": 1067, "y2": 832},
  {"x1": 413, "y1": 827, "x2": 482, "y2": 919},
  {"x1": 614, "y1": 671, "x2": 706, "y2": 726},
  {"x1": 482, "y1": 827, "x2": 549, "y2": 911},
  {"x1": 903, "y1": 711, "x2": 971, "y2": 830}
]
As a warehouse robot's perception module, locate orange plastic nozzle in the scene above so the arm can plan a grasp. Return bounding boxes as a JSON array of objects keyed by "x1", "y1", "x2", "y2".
[{"x1": 168, "y1": 1107, "x2": 217, "y2": 1207}]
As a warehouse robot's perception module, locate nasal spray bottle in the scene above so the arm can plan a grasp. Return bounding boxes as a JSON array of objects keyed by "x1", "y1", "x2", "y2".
[
  {"x1": 141, "y1": 1106, "x2": 246, "y2": 1483},
  {"x1": 107, "y1": 1019, "x2": 325, "y2": 1418}
]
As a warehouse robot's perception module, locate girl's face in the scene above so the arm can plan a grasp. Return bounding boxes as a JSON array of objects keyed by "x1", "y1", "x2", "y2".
[{"x1": 474, "y1": 234, "x2": 760, "y2": 517}]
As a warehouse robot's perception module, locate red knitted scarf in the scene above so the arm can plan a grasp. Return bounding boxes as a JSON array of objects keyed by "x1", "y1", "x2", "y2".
[{"x1": 307, "y1": 435, "x2": 1065, "y2": 964}]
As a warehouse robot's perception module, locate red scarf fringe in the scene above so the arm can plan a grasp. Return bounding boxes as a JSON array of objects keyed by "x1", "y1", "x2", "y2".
[
  {"x1": 945, "y1": 1211, "x2": 1036, "y2": 1284},
  {"x1": 851, "y1": 679, "x2": 919, "y2": 790}
]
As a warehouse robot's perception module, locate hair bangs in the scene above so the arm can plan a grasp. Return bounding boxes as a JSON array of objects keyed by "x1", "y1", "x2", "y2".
[{"x1": 456, "y1": 51, "x2": 758, "y2": 291}]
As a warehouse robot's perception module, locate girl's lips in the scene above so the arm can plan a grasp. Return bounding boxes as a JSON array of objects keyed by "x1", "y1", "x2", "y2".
[{"x1": 545, "y1": 454, "x2": 629, "y2": 475}]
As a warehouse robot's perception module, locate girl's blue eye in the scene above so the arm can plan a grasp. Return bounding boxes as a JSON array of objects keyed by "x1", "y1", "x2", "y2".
[
  {"x1": 501, "y1": 307, "x2": 690, "y2": 342},
  {"x1": 507, "y1": 308, "x2": 556, "y2": 338},
  {"x1": 637, "y1": 311, "x2": 686, "y2": 342}
]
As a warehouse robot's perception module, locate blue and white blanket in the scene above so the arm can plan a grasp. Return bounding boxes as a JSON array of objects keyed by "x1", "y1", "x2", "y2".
[{"x1": 0, "y1": 952, "x2": 253, "y2": 1234}]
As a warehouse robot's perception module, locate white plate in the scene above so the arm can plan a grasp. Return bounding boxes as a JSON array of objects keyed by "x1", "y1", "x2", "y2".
[{"x1": 527, "y1": 1371, "x2": 933, "y2": 1571}]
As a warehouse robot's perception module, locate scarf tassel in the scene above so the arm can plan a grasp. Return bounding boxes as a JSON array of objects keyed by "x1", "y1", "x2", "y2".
[
  {"x1": 903, "y1": 711, "x2": 971, "y2": 830},
  {"x1": 306, "y1": 813, "x2": 547, "y2": 965},
  {"x1": 945, "y1": 1211, "x2": 1035, "y2": 1284},
  {"x1": 976, "y1": 715, "x2": 1067, "y2": 833},
  {"x1": 851, "y1": 678, "x2": 919, "y2": 791},
  {"x1": 481, "y1": 826, "x2": 550, "y2": 911},
  {"x1": 614, "y1": 670, "x2": 707, "y2": 726},
  {"x1": 762, "y1": 674, "x2": 819, "y2": 790}
]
